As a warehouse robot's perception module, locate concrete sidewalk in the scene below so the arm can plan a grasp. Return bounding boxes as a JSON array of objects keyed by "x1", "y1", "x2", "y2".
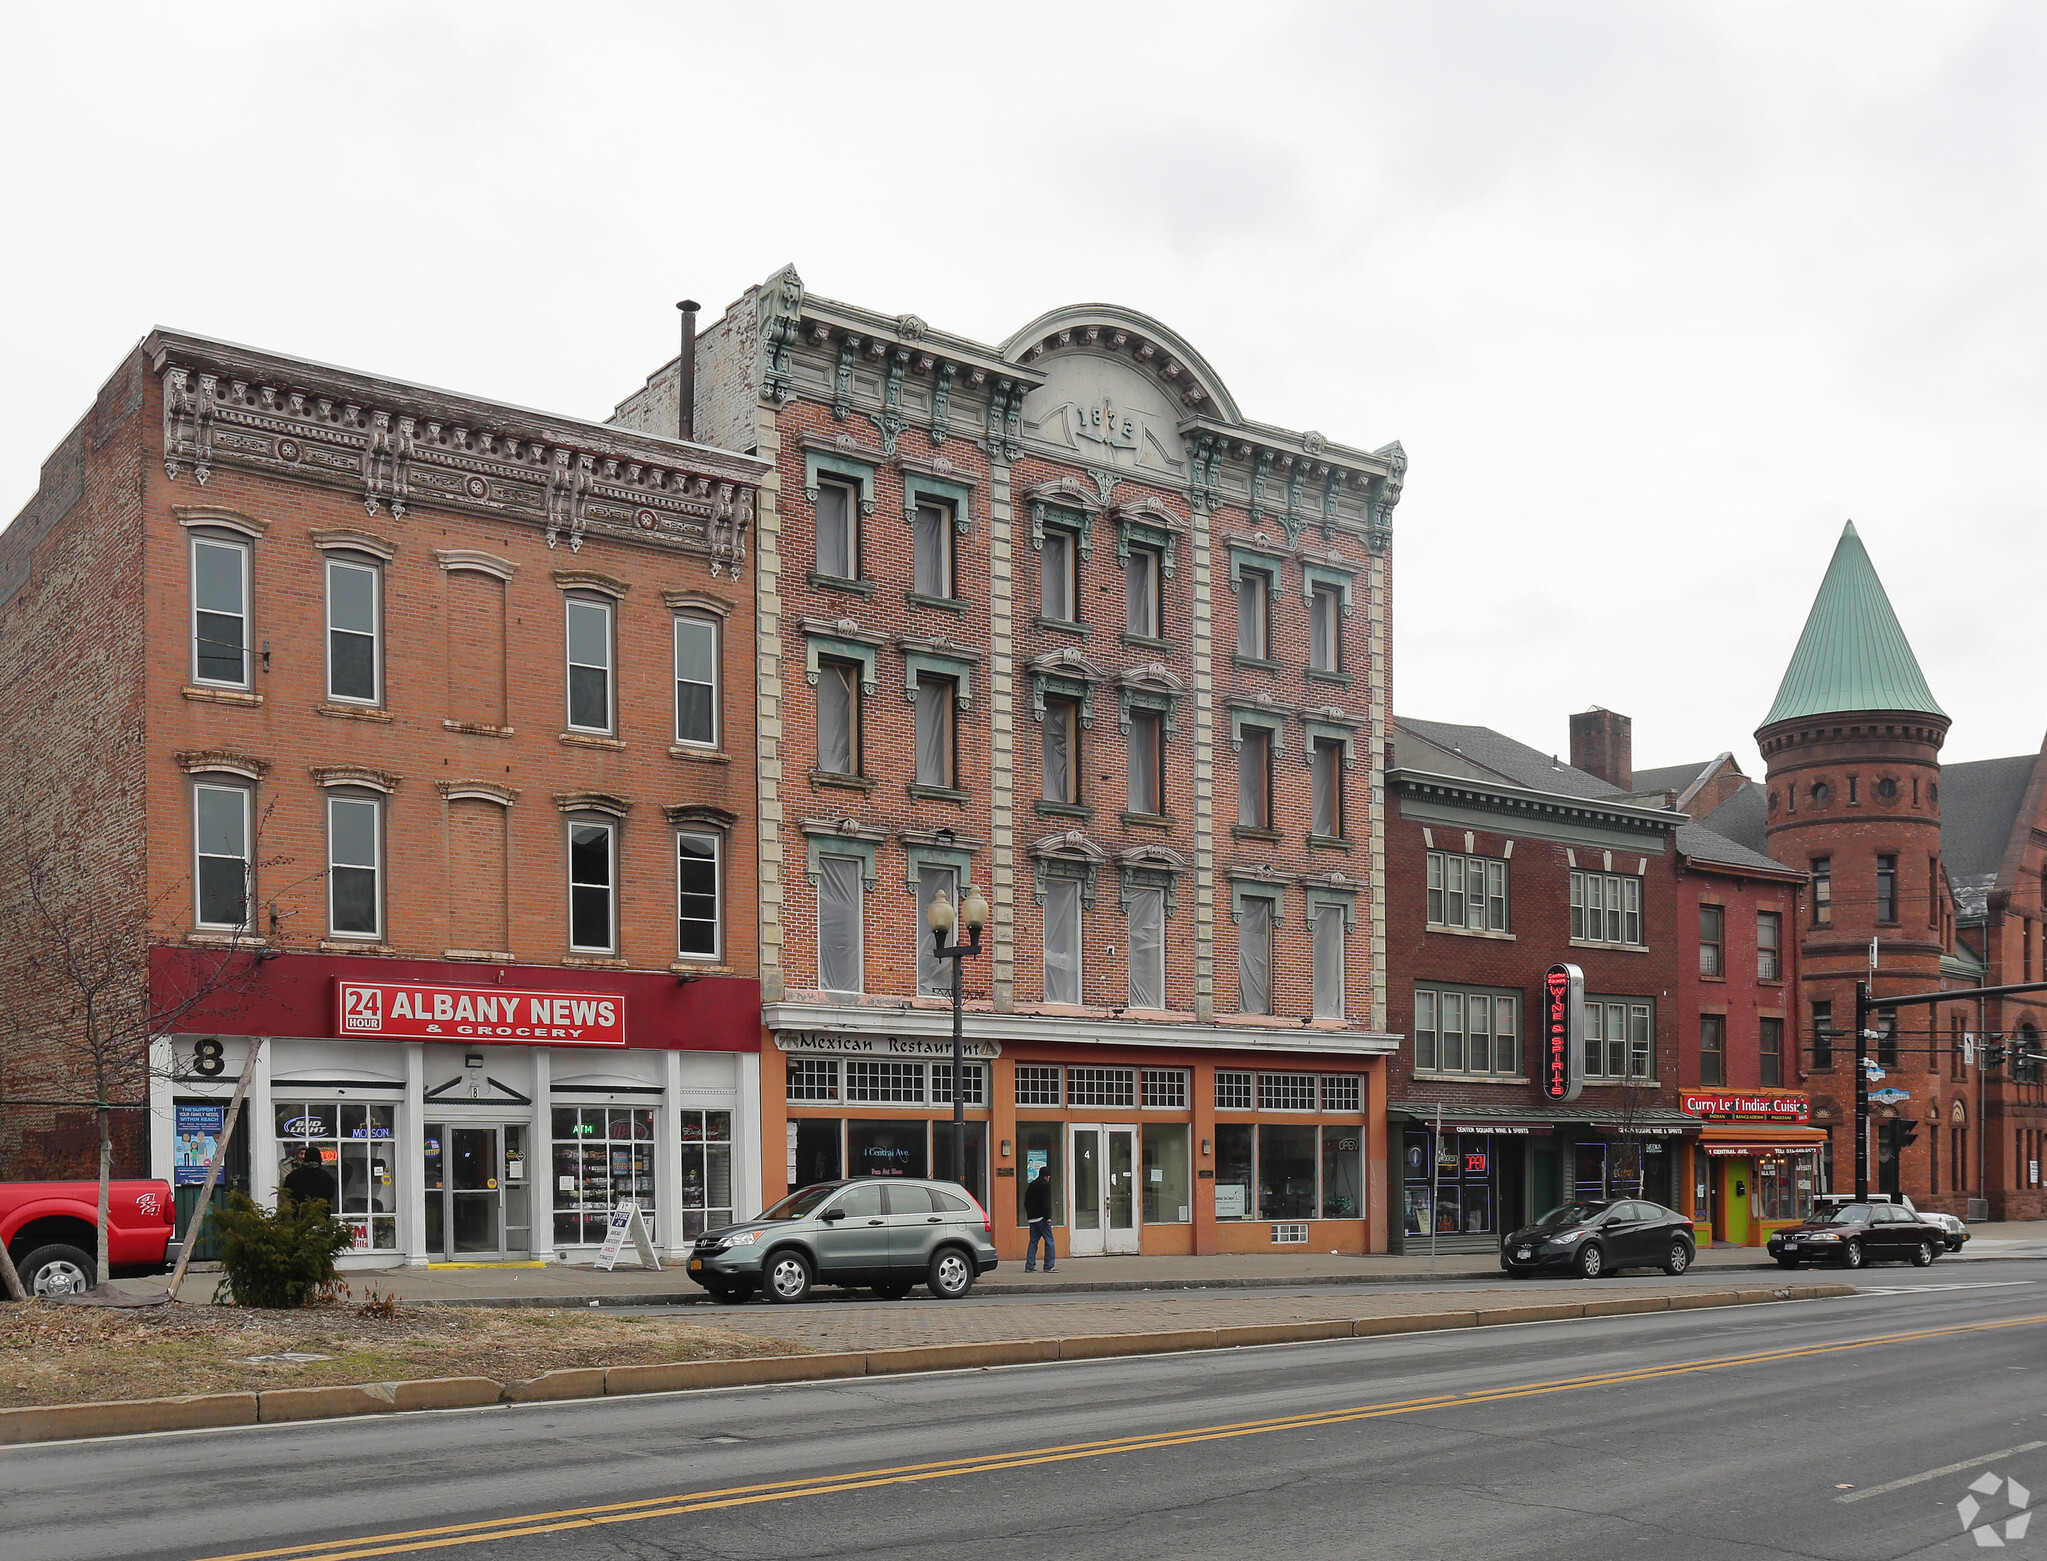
[{"x1": 123, "y1": 1219, "x2": 2045, "y2": 1309}]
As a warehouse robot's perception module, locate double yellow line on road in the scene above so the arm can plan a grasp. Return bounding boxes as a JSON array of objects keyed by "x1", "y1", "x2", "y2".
[{"x1": 194, "y1": 1312, "x2": 2046, "y2": 1561}]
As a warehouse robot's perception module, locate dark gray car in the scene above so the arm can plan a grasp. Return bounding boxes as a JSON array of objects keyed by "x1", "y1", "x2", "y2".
[{"x1": 685, "y1": 1177, "x2": 1000, "y2": 1304}]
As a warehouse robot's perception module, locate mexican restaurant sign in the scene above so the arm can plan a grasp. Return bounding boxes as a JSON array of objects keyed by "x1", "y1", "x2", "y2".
[
  {"x1": 336, "y1": 980, "x2": 626, "y2": 1046},
  {"x1": 1681, "y1": 1090, "x2": 1810, "y2": 1123}
]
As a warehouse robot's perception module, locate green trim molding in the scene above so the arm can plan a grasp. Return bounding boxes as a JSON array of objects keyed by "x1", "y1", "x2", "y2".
[
  {"x1": 903, "y1": 471, "x2": 974, "y2": 537},
  {"x1": 1228, "y1": 872, "x2": 1287, "y2": 925},
  {"x1": 1301, "y1": 559, "x2": 1357, "y2": 616},
  {"x1": 804, "y1": 450, "x2": 879, "y2": 516},
  {"x1": 1226, "y1": 543, "x2": 1289, "y2": 594},
  {"x1": 901, "y1": 829, "x2": 980, "y2": 896},
  {"x1": 1391, "y1": 768, "x2": 1676, "y2": 854},
  {"x1": 801, "y1": 820, "x2": 883, "y2": 890},
  {"x1": 1303, "y1": 711, "x2": 1359, "y2": 769},
  {"x1": 1229, "y1": 704, "x2": 1287, "y2": 755},
  {"x1": 802, "y1": 622, "x2": 883, "y2": 693},
  {"x1": 1304, "y1": 878, "x2": 1361, "y2": 932},
  {"x1": 900, "y1": 637, "x2": 977, "y2": 708}
]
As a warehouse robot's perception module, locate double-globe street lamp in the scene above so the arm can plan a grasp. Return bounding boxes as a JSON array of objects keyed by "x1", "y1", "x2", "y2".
[{"x1": 926, "y1": 885, "x2": 990, "y2": 1192}]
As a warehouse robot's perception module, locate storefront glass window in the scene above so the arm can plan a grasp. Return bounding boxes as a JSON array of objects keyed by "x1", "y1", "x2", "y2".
[
  {"x1": 1321, "y1": 1125, "x2": 1364, "y2": 1218},
  {"x1": 1401, "y1": 1130, "x2": 1432, "y2": 1236},
  {"x1": 1016, "y1": 1122, "x2": 1065, "y2": 1224},
  {"x1": 1756, "y1": 1152, "x2": 1816, "y2": 1220},
  {"x1": 1141, "y1": 1122, "x2": 1191, "y2": 1223},
  {"x1": 1258, "y1": 1123, "x2": 1318, "y2": 1219},
  {"x1": 795, "y1": 1118, "x2": 843, "y2": 1187},
  {"x1": 930, "y1": 1120, "x2": 988, "y2": 1206},
  {"x1": 552, "y1": 1106, "x2": 654, "y2": 1246},
  {"x1": 273, "y1": 1101, "x2": 397, "y2": 1251},
  {"x1": 1215, "y1": 1123, "x2": 1255, "y2": 1219},
  {"x1": 678, "y1": 1111, "x2": 733, "y2": 1238},
  {"x1": 1398, "y1": 1128, "x2": 1498, "y2": 1237},
  {"x1": 848, "y1": 1119, "x2": 929, "y2": 1179}
]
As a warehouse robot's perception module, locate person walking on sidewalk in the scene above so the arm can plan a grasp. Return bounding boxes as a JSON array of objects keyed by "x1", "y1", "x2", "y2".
[
  {"x1": 1024, "y1": 1165, "x2": 1056, "y2": 1272},
  {"x1": 281, "y1": 1146, "x2": 338, "y2": 1211}
]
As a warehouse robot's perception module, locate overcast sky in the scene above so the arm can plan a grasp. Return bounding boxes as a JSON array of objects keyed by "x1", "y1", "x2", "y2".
[{"x1": 5, "y1": 2, "x2": 2040, "y2": 771}]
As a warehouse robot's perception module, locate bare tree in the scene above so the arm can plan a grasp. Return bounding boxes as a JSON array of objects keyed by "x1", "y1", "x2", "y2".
[{"x1": 0, "y1": 813, "x2": 297, "y2": 1290}]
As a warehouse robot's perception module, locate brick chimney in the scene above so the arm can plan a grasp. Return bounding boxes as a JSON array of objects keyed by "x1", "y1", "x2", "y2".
[{"x1": 1569, "y1": 707, "x2": 1632, "y2": 790}]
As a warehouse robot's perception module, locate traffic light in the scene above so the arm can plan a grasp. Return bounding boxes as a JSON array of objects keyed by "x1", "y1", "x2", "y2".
[
  {"x1": 1890, "y1": 1118, "x2": 1919, "y2": 1151},
  {"x1": 1983, "y1": 1041, "x2": 2009, "y2": 1069}
]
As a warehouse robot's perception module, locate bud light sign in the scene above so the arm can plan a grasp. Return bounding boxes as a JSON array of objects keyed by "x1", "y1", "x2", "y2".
[{"x1": 1542, "y1": 962, "x2": 1585, "y2": 1104}]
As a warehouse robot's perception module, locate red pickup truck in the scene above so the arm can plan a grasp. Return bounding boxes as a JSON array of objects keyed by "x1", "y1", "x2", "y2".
[{"x1": 1, "y1": 1180, "x2": 178, "y2": 1297}]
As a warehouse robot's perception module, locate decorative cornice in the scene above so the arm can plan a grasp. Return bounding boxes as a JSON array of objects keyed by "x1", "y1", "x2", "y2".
[
  {"x1": 176, "y1": 748, "x2": 269, "y2": 780},
  {"x1": 552, "y1": 569, "x2": 630, "y2": 599},
  {"x1": 309, "y1": 765, "x2": 399, "y2": 793},
  {"x1": 435, "y1": 548, "x2": 516, "y2": 580},
  {"x1": 147, "y1": 329, "x2": 763, "y2": 577},
  {"x1": 308, "y1": 527, "x2": 396, "y2": 561},
  {"x1": 554, "y1": 791, "x2": 632, "y2": 818},
  {"x1": 175, "y1": 506, "x2": 268, "y2": 538},
  {"x1": 667, "y1": 804, "x2": 738, "y2": 830},
  {"x1": 664, "y1": 588, "x2": 735, "y2": 618},
  {"x1": 437, "y1": 780, "x2": 519, "y2": 806},
  {"x1": 1390, "y1": 767, "x2": 1682, "y2": 839}
]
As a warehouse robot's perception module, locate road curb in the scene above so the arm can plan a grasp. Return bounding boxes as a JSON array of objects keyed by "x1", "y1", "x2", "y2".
[{"x1": 0, "y1": 1282, "x2": 1861, "y2": 1447}]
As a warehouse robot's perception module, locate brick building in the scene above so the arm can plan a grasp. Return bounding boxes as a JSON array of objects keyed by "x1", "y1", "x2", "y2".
[
  {"x1": 0, "y1": 330, "x2": 770, "y2": 1267},
  {"x1": 615, "y1": 267, "x2": 1405, "y2": 1258},
  {"x1": 1749, "y1": 523, "x2": 2047, "y2": 1218},
  {"x1": 1383, "y1": 711, "x2": 1812, "y2": 1253}
]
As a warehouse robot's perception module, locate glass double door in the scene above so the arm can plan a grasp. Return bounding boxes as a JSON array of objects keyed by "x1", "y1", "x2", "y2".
[
  {"x1": 424, "y1": 1123, "x2": 530, "y2": 1260},
  {"x1": 1069, "y1": 1124, "x2": 1138, "y2": 1256}
]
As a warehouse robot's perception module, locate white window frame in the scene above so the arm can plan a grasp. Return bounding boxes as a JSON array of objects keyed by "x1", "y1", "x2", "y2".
[
  {"x1": 193, "y1": 782, "x2": 252, "y2": 931},
  {"x1": 326, "y1": 793, "x2": 383, "y2": 941},
  {"x1": 1413, "y1": 986, "x2": 1523, "y2": 1079},
  {"x1": 1582, "y1": 997, "x2": 1656, "y2": 1081},
  {"x1": 672, "y1": 613, "x2": 719, "y2": 749},
  {"x1": 676, "y1": 829, "x2": 722, "y2": 962},
  {"x1": 564, "y1": 596, "x2": 615, "y2": 735},
  {"x1": 323, "y1": 556, "x2": 382, "y2": 706},
  {"x1": 1426, "y1": 851, "x2": 1509, "y2": 932},
  {"x1": 190, "y1": 534, "x2": 251, "y2": 689},
  {"x1": 1570, "y1": 870, "x2": 1643, "y2": 948},
  {"x1": 566, "y1": 818, "x2": 618, "y2": 954}
]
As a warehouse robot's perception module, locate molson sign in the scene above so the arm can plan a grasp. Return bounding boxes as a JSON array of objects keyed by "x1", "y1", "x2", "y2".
[
  {"x1": 1681, "y1": 1090, "x2": 1810, "y2": 1123},
  {"x1": 335, "y1": 980, "x2": 626, "y2": 1046}
]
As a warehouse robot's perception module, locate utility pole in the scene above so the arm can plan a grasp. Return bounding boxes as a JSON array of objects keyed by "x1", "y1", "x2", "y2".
[{"x1": 1854, "y1": 978, "x2": 1871, "y2": 1200}]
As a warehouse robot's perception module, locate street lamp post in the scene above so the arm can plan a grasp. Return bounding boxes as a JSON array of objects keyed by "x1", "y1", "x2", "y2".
[{"x1": 927, "y1": 885, "x2": 990, "y2": 1190}]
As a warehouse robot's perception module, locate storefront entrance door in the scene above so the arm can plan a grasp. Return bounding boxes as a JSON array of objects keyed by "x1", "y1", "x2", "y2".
[
  {"x1": 425, "y1": 1123, "x2": 520, "y2": 1260},
  {"x1": 1069, "y1": 1125, "x2": 1139, "y2": 1256}
]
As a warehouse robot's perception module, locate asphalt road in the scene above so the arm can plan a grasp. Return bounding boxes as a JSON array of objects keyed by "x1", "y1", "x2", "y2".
[{"x1": 14, "y1": 1264, "x2": 2047, "y2": 1561}]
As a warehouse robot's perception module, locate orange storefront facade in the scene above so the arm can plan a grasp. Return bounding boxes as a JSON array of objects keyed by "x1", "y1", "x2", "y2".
[{"x1": 761, "y1": 1006, "x2": 1392, "y2": 1260}]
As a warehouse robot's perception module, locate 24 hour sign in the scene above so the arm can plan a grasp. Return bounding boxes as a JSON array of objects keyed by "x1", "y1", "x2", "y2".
[{"x1": 335, "y1": 980, "x2": 627, "y2": 1046}]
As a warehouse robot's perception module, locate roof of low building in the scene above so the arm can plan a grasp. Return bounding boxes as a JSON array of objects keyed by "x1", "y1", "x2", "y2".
[
  {"x1": 1697, "y1": 783, "x2": 1771, "y2": 857},
  {"x1": 1632, "y1": 760, "x2": 1716, "y2": 796},
  {"x1": 1393, "y1": 717, "x2": 1620, "y2": 800},
  {"x1": 1940, "y1": 752, "x2": 2042, "y2": 914},
  {"x1": 1761, "y1": 522, "x2": 1945, "y2": 729},
  {"x1": 1675, "y1": 819, "x2": 1798, "y2": 876}
]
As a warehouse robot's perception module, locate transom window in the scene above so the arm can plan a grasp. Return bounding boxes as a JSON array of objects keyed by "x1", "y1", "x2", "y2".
[
  {"x1": 1427, "y1": 851, "x2": 1508, "y2": 932},
  {"x1": 1570, "y1": 870, "x2": 1642, "y2": 947},
  {"x1": 1258, "y1": 1073, "x2": 1317, "y2": 1111},
  {"x1": 1068, "y1": 1066, "x2": 1136, "y2": 1108},
  {"x1": 1142, "y1": 1069, "x2": 1189, "y2": 1109},
  {"x1": 1214, "y1": 1070, "x2": 1254, "y2": 1111},
  {"x1": 788, "y1": 1058, "x2": 840, "y2": 1102},
  {"x1": 789, "y1": 1059, "x2": 988, "y2": 1106},
  {"x1": 1014, "y1": 1064, "x2": 1063, "y2": 1106},
  {"x1": 846, "y1": 1060, "x2": 927, "y2": 1104},
  {"x1": 191, "y1": 536, "x2": 250, "y2": 687},
  {"x1": 1414, "y1": 987, "x2": 1522, "y2": 1078},
  {"x1": 325, "y1": 558, "x2": 380, "y2": 704},
  {"x1": 1321, "y1": 1075, "x2": 1361, "y2": 1112}
]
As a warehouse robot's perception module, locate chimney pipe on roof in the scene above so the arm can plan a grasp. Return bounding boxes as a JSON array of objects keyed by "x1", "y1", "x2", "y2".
[
  {"x1": 1569, "y1": 707, "x2": 1632, "y2": 790},
  {"x1": 675, "y1": 299, "x2": 700, "y2": 443}
]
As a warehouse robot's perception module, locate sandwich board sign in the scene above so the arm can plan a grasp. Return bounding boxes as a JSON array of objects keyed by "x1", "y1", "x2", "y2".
[{"x1": 596, "y1": 1199, "x2": 661, "y2": 1272}]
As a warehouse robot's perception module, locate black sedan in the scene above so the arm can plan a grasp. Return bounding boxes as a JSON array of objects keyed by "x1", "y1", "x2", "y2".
[
  {"x1": 1500, "y1": 1199, "x2": 1697, "y2": 1278},
  {"x1": 1767, "y1": 1202, "x2": 1939, "y2": 1269}
]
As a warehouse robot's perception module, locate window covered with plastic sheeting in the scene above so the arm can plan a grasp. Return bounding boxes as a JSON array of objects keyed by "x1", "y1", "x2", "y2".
[
  {"x1": 1042, "y1": 700, "x2": 1077, "y2": 804},
  {"x1": 1043, "y1": 877, "x2": 1083, "y2": 1003},
  {"x1": 817, "y1": 660, "x2": 859, "y2": 775},
  {"x1": 916, "y1": 864, "x2": 958, "y2": 996},
  {"x1": 1313, "y1": 903, "x2": 1345, "y2": 1019},
  {"x1": 1127, "y1": 711, "x2": 1162, "y2": 814},
  {"x1": 1237, "y1": 896, "x2": 1272, "y2": 1015},
  {"x1": 914, "y1": 675, "x2": 953, "y2": 788},
  {"x1": 1127, "y1": 886, "x2": 1165, "y2": 1008},
  {"x1": 817, "y1": 854, "x2": 864, "y2": 993},
  {"x1": 912, "y1": 501, "x2": 951, "y2": 597}
]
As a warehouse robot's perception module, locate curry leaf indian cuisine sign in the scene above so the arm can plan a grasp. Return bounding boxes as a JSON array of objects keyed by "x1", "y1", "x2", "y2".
[
  {"x1": 335, "y1": 980, "x2": 626, "y2": 1046},
  {"x1": 1682, "y1": 1091, "x2": 1811, "y2": 1123}
]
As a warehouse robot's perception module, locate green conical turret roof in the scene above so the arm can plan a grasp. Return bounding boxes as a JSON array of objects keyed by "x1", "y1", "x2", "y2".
[{"x1": 1760, "y1": 522, "x2": 1944, "y2": 729}]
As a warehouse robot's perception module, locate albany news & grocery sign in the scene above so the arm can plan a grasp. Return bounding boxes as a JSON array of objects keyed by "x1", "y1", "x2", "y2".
[{"x1": 336, "y1": 980, "x2": 626, "y2": 1046}]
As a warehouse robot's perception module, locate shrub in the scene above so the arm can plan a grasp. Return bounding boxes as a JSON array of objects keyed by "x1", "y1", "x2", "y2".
[{"x1": 206, "y1": 1192, "x2": 353, "y2": 1309}]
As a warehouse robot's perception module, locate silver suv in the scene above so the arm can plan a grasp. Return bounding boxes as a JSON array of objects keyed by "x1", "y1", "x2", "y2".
[{"x1": 685, "y1": 1177, "x2": 1000, "y2": 1304}]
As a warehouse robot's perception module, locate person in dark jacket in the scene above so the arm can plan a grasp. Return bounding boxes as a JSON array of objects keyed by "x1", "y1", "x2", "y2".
[
  {"x1": 1023, "y1": 1165, "x2": 1056, "y2": 1272},
  {"x1": 281, "y1": 1146, "x2": 338, "y2": 1210}
]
